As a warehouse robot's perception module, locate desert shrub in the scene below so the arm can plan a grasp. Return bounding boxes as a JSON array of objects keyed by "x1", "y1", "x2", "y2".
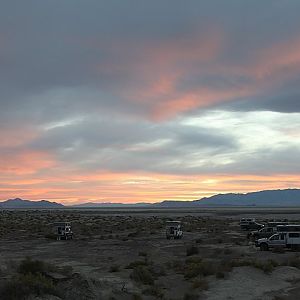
[
  {"x1": 132, "y1": 293, "x2": 143, "y2": 300},
  {"x1": 130, "y1": 266, "x2": 154, "y2": 285},
  {"x1": 224, "y1": 248, "x2": 233, "y2": 255},
  {"x1": 287, "y1": 257, "x2": 300, "y2": 268},
  {"x1": 195, "y1": 238, "x2": 203, "y2": 244},
  {"x1": 142, "y1": 285, "x2": 164, "y2": 298},
  {"x1": 149, "y1": 265, "x2": 166, "y2": 277},
  {"x1": 60, "y1": 265, "x2": 73, "y2": 276},
  {"x1": 128, "y1": 231, "x2": 140, "y2": 238},
  {"x1": 185, "y1": 257, "x2": 202, "y2": 264},
  {"x1": 126, "y1": 260, "x2": 148, "y2": 269},
  {"x1": 216, "y1": 271, "x2": 225, "y2": 279},
  {"x1": 230, "y1": 259, "x2": 278, "y2": 274},
  {"x1": 184, "y1": 260, "x2": 215, "y2": 279},
  {"x1": 109, "y1": 265, "x2": 120, "y2": 272},
  {"x1": 192, "y1": 278, "x2": 209, "y2": 290},
  {"x1": 18, "y1": 257, "x2": 46, "y2": 275},
  {"x1": 165, "y1": 260, "x2": 184, "y2": 274},
  {"x1": 138, "y1": 251, "x2": 148, "y2": 257},
  {"x1": 0, "y1": 273, "x2": 59, "y2": 300},
  {"x1": 186, "y1": 246, "x2": 199, "y2": 256},
  {"x1": 184, "y1": 292, "x2": 199, "y2": 300}
]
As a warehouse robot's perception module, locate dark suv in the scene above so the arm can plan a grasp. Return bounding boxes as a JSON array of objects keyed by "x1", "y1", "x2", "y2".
[{"x1": 240, "y1": 221, "x2": 264, "y2": 231}]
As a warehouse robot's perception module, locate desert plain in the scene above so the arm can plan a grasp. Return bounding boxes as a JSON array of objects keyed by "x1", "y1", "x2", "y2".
[{"x1": 1, "y1": 208, "x2": 300, "y2": 300}]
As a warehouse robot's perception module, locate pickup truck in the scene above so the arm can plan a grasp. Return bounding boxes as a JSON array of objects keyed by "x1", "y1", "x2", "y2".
[
  {"x1": 255, "y1": 232, "x2": 300, "y2": 251},
  {"x1": 248, "y1": 226, "x2": 277, "y2": 240}
]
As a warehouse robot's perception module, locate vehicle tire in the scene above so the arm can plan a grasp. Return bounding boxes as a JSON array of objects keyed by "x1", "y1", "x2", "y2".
[{"x1": 260, "y1": 243, "x2": 268, "y2": 251}]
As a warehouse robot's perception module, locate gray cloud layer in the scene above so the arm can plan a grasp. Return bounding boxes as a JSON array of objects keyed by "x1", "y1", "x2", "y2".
[{"x1": 0, "y1": 0, "x2": 300, "y2": 186}]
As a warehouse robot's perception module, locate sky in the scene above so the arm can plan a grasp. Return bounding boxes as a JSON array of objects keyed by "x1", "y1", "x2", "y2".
[{"x1": 0, "y1": 0, "x2": 300, "y2": 204}]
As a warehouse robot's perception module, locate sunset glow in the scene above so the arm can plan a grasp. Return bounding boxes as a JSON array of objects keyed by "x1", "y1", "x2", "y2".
[{"x1": 0, "y1": 1, "x2": 299, "y2": 204}]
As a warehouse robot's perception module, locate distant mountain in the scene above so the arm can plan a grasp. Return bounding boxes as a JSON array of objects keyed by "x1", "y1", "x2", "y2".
[
  {"x1": 0, "y1": 198, "x2": 64, "y2": 209},
  {"x1": 72, "y1": 202, "x2": 151, "y2": 208},
  {"x1": 2, "y1": 189, "x2": 300, "y2": 209},
  {"x1": 154, "y1": 189, "x2": 300, "y2": 207}
]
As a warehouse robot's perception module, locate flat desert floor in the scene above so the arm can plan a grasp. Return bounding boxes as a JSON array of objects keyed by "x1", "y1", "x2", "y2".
[{"x1": 1, "y1": 208, "x2": 300, "y2": 300}]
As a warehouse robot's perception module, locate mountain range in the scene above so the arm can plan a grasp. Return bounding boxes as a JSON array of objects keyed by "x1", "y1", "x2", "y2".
[
  {"x1": 0, "y1": 198, "x2": 64, "y2": 209},
  {"x1": 1, "y1": 189, "x2": 300, "y2": 208}
]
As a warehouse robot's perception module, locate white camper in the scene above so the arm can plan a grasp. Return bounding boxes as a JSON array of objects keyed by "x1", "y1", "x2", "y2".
[
  {"x1": 53, "y1": 222, "x2": 73, "y2": 240},
  {"x1": 166, "y1": 221, "x2": 183, "y2": 239}
]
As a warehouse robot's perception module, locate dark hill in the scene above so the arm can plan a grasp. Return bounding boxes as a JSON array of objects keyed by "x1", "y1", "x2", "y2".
[{"x1": 0, "y1": 198, "x2": 64, "y2": 209}]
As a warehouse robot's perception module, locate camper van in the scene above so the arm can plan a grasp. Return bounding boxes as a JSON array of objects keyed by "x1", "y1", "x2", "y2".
[
  {"x1": 53, "y1": 222, "x2": 73, "y2": 240},
  {"x1": 166, "y1": 221, "x2": 183, "y2": 239}
]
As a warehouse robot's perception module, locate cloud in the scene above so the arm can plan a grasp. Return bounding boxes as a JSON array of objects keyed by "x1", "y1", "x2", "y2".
[
  {"x1": 1, "y1": 0, "x2": 300, "y2": 124},
  {"x1": 1, "y1": 1, "x2": 300, "y2": 202}
]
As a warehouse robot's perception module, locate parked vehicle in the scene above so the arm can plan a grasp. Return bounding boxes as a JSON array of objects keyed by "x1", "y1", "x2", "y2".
[
  {"x1": 166, "y1": 221, "x2": 183, "y2": 239},
  {"x1": 255, "y1": 232, "x2": 300, "y2": 251},
  {"x1": 240, "y1": 219, "x2": 264, "y2": 231},
  {"x1": 277, "y1": 224, "x2": 300, "y2": 232},
  {"x1": 267, "y1": 221, "x2": 289, "y2": 227},
  {"x1": 53, "y1": 222, "x2": 73, "y2": 240},
  {"x1": 240, "y1": 218, "x2": 256, "y2": 225},
  {"x1": 249, "y1": 223, "x2": 300, "y2": 240},
  {"x1": 248, "y1": 226, "x2": 277, "y2": 240}
]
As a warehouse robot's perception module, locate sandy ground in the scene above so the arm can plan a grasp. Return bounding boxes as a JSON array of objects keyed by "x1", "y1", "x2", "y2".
[{"x1": 1, "y1": 208, "x2": 300, "y2": 299}]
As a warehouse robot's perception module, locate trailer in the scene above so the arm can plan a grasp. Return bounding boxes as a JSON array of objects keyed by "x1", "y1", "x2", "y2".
[
  {"x1": 255, "y1": 232, "x2": 300, "y2": 251},
  {"x1": 53, "y1": 222, "x2": 73, "y2": 240},
  {"x1": 166, "y1": 221, "x2": 183, "y2": 239}
]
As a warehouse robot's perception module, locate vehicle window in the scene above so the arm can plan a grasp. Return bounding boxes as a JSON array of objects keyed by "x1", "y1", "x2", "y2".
[
  {"x1": 270, "y1": 235, "x2": 279, "y2": 240},
  {"x1": 267, "y1": 228, "x2": 273, "y2": 232},
  {"x1": 289, "y1": 233, "x2": 300, "y2": 238},
  {"x1": 280, "y1": 234, "x2": 285, "y2": 240}
]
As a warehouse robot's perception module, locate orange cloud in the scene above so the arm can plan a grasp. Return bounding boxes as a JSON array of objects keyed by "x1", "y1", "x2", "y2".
[
  {"x1": 1, "y1": 169, "x2": 299, "y2": 205},
  {"x1": 0, "y1": 150, "x2": 56, "y2": 175},
  {"x1": 124, "y1": 35, "x2": 300, "y2": 120},
  {"x1": 0, "y1": 127, "x2": 38, "y2": 148}
]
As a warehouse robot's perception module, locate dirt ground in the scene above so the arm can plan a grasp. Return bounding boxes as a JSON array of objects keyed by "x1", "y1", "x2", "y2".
[{"x1": 1, "y1": 208, "x2": 300, "y2": 300}]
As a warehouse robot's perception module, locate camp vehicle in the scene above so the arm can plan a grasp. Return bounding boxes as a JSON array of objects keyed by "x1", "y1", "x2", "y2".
[
  {"x1": 277, "y1": 224, "x2": 300, "y2": 232},
  {"x1": 240, "y1": 218, "x2": 256, "y2": 224},
  {"x1": 166, "y1": 221, "x2": 183, "y2": 239},
  {"x1": 240, "y1": 219, "x2": 264, "y2": 231},
  {"x1": 256, "y1": 232, "x2": 300, "y2": 251},
  {"x1": 248, "y1": 226, "x2": 277, "y2": 240},
  {"x1": 249, "y1": 223, "x2": 299, "y2": 240},
  {"x1": 53, "y1": 222, "x2": 73, "y2": 240}
]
